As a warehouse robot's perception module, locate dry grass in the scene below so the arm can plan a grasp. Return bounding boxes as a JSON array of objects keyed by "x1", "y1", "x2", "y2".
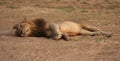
[{"x1": 0, "y1": 0, "x2": 120, "y2": 61}]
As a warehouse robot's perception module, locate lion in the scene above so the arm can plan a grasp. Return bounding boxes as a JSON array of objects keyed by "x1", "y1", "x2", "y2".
[{"x1": 13, "y1": 18, "x2": 112, "y2": 40}]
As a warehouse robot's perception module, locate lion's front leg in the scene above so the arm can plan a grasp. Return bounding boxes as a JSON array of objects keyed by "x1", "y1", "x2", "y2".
[
  {"x1": 61, "y1": 33, "x2": 69, "y2": 41},
  {"x1": 50, "y1": 23, "x2": 62, "y2": 40}
]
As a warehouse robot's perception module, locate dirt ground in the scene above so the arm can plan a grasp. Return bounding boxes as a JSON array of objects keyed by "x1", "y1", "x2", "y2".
[{"x1": 0, "y1": 0, "x2": 120, "y2": 61}]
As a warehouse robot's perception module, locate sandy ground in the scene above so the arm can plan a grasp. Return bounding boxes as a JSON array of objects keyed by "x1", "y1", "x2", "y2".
[{"x1": 0, "y1": 0, "x2": 120, "y2": 61}]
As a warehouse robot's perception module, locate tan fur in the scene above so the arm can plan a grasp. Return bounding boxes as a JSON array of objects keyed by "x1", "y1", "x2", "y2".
[{"x1": 13, "y1": 18, "x2": 112, "y2": 40}]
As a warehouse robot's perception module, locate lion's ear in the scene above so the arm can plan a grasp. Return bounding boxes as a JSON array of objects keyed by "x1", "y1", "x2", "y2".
[
  {"x1": 22, "y1": 17, "x2": 29, "y2": 22},
  {"x1": 22, "y1": 20, "x2": 29, "y2": 23}
]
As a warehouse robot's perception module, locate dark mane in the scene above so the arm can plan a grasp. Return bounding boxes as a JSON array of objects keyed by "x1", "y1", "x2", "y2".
[
  {"x1": 33, "y1": 18, "x2": 47, "y2": 27},
  {"x1": 30, "y1": 18, "x2": 48, "y2": 37}
]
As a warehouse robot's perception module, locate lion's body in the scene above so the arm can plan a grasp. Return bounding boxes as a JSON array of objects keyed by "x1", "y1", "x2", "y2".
[
  {"x1": 59, "y1": 21, "x2": 82, "y2": 36},
  {"x1": 13, "y1": 18, "x2": 112, "y2": 40}
]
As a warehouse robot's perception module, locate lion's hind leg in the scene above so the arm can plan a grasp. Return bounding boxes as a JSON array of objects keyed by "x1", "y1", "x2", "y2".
[
  {"x1": 80, "y1": 24, "x2": 112, "y2": 37},
  {"x1": 79, "y1": 29, "x2": 101, "y2": 36},
  {"x1": 80, "y1": 24, "x2": 101, "y2": 32},
  {"x1": 100, "y1": 32, "x2": 112, "y2": 37}
]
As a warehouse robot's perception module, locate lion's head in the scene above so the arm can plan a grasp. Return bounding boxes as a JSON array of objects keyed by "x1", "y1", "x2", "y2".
[
  {"x1": 13, "y1": 20, "x2": 38, "y2": 37},
  {"x1": 13, "y1": 18, "x2": 48, "y2": 37}
]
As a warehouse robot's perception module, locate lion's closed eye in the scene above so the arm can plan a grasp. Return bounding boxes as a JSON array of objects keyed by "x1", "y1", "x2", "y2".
[{"x1": 26, "y1": 29, "x2": 29, "y2": 32}]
